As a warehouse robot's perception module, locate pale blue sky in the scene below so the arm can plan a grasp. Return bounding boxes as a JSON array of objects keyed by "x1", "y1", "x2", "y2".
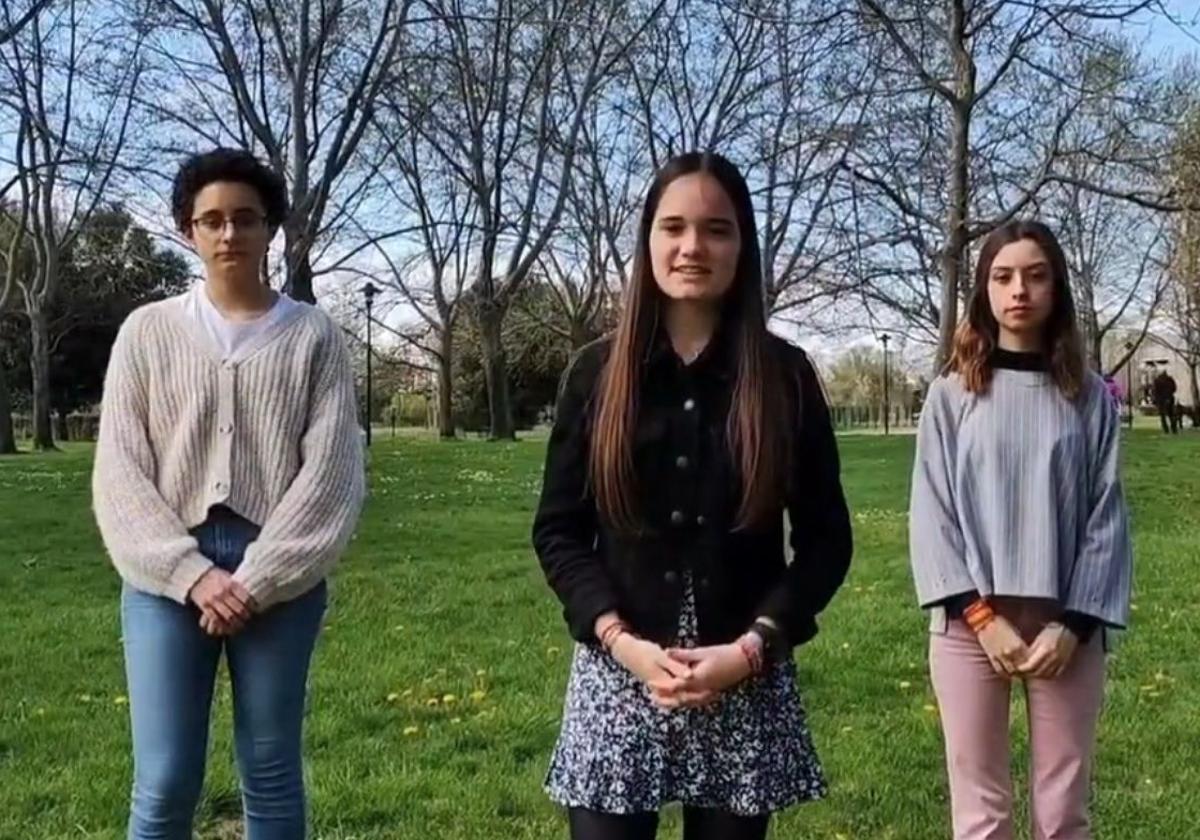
[{"x1": 1128, "y1": 0, "x2": 1199, "y2": 60}]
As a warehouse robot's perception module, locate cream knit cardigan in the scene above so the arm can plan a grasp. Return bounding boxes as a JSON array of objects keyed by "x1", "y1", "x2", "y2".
[{"x1": 92, "y1": 293, "x2": 365, "y2": 610}]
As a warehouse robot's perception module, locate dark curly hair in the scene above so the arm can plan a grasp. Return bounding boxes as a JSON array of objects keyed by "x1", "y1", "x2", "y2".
[{"x1": 171, "y1": 148, "x2": 289, "y2": 234}]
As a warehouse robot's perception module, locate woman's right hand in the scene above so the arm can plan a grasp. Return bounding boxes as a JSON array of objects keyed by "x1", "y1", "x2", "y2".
[
  {"x1": 188, "y1": 567, "x2": 254, "y2": 635},
  {"x1": 975, "y1": 615, "x2": 1030, "y2": 677},
  {"x1": 609, "y1": 634, "x2": 695, "y2": 707}
]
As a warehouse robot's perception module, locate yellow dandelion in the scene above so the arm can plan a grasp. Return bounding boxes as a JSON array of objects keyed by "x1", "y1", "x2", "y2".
[
  {"x1": 923, "y1": 704, "x2": 937, "y2": 713},
  {"x1": 78, "y1": 694, "x2": 93, "y2": 703},
  {"x1": 442, "y1": 694, "x2": 458, "y2": 705},
  {"x1": 403, "y1": 726, "x2": 420, "y2": 736},
  {"x1": 470, "y1": 690, "x2": 487, "y2": 702},
  {"x1": 114, "y1": 696, "x2": 128, "y2": 706},
  {"x1": 841, "y1": 725, "x2": 853, "y2": 733},
  {"x1": 386, "y1": 693, "x2": 401, "y2": 703},
  {"x1": 426, "y1": 697, "x2": 440, "y2": 707},
  {"x1": 34, "y1": 708, "x2": 45, "y2": 716},
  {"x1": 842, "y1": 643, "x2": 851, "y2": 650},
  {"x1": 402, "y1": 688, "x2": 414, "y2": 698},
  {"x1": 475, "y1": 669, "x2": 487, "y2": 677},
  {"x1": 899, "y1": 681, "x2": 912, "y2": 690},
  {"x1": 451, "y1": 717, "x2": 463, "y2": 724}
]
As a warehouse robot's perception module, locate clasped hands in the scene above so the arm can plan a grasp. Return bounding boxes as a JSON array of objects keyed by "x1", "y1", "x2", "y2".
[
  {"x1": 975, "y1": 616, "x2": 1078, "y2": 679},
  {"x1": 188, "y1": 567, "x2": 257, "y2": 636},
  {"x1": 604, "y1": 629, "x2": 755, "y2": 710}
]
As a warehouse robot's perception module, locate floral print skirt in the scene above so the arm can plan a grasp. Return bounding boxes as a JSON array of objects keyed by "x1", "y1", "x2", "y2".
[{"x1": 545, "y1": 572, "x2": 827, "y2": 816}]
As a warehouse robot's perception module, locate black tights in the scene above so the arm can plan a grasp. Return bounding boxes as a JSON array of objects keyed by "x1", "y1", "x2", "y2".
[{"x1": 568, "y1": 806, "x2": 770, "y2": 840}]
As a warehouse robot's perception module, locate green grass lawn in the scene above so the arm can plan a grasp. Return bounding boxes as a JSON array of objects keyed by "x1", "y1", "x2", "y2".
[{"x1": 1, "y1": 430, "x2": 1197, "y2": 839}]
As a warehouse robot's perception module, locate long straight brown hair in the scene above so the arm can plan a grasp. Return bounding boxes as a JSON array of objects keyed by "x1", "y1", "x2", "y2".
[
  {"x1": 948, "y1": 220, "x2": 1086, "y2": 399},
  {"x1": 589, "y1": 152, "x2": 795, "y2": 534}
]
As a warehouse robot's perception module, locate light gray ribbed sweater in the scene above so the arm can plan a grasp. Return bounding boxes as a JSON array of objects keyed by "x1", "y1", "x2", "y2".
[
  {"x1": 909, "y1": 369, "x2": 1132, "y2": 630},
  {"x1": 92, "y1": 292, "x2": 365, "y2": 610}
]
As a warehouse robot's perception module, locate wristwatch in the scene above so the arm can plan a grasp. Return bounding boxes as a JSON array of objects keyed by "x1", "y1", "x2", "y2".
[{"x1": 750, "y1": 619, "x2": 785, "y2": 663}]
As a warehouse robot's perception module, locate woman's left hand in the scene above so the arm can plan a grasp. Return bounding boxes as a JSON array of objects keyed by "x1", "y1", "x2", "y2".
[
  {"x1": 1018, "y1": 622, "x2": 1078, "y2": 679},
  {"x1": 661, "y1": 643, "x2": 754, "y2": 707}
]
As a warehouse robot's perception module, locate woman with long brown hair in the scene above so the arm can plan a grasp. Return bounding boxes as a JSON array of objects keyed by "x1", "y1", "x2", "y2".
[
  {"x1": 532, "y1": 151, "x2": 852, "y2": 839},
  {"x1": 909, "y1": 220, "x2": 1132, "y2": 840}
]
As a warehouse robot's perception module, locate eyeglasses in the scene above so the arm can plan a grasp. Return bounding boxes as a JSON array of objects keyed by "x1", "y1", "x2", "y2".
[{"x1": 190, "y1": 212, "x2": 267, "y2": 235}]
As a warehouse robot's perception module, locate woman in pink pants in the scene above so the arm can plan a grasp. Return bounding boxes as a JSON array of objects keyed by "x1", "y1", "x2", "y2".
[{"x1": 909, "y1": 220, "x2": 1133, "y2": 840}]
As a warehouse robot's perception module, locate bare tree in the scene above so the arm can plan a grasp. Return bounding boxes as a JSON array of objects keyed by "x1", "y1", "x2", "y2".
[
  {"x1": 1162, "y1": 105, "x2": 1200, "y2": 412},
  {"x1": 621, "y1": 0, "x2": 775, "y2": 167},
  {"x1": 0, "y1": 0, "x2": 52, "y2": 48},
  {"x1": 849, "y1": 0, "x2": 1180, "y2": 368},
  {"x1": 2, "y1": 0, "x2": 143, "y2": 450},
  {"x1": 0, "y1": 185, "x2": 32, "y2": 453},
  {"x1": 1041, "y1": 40, "x2": 1183, "y2": 371},
  {"x1": 396, "y1": 0, "x2": 661, "y2": 439},
  {"x1": 751, "y1": 0, "x2": 877, "y2": 318},
  {"x1": 532, "y1": 94, "x2": 644, "y2": 349},
  {"x1": 364, "y1": 113, "x2": 479, "y2": 438},
  {"x1": 144, "y1": 0, "x2": 413, "y2": 303}
]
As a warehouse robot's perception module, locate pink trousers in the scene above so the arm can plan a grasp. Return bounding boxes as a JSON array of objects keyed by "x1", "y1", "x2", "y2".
[{"x1": 929, "y1": 598, "x2": 1106, "y2": 840}]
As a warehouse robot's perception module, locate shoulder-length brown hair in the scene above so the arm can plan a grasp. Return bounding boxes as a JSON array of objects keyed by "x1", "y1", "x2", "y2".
[
  {"x1": 948, "y1": 220, "x2": 1086, "y2": 399},
  {"x1": 589, "y1": 151, "x2": 794, "y2": 534}
]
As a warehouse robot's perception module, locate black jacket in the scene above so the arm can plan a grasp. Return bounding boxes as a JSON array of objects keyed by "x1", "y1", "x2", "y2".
[{"x1": 531, "y1": 326, "x2": 852, "y2": 651}]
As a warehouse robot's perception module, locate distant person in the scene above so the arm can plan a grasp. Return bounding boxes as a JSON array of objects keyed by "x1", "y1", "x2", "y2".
[
  {"x1": 532, "y1": 151, "x2": 852, "y2": 839},
  {"x1": 1152, "y1": 369, "x2": 1179, "y2": 434},
  {"x1": 93, "y1": 148, "x2": 365, "y2": 839},
  {"x1": 1102, "y1": 373, "x2": 1122, "y2": 410},
  {"x1": 909, "y1": 220, "x2": 1132, "y2": 840}
]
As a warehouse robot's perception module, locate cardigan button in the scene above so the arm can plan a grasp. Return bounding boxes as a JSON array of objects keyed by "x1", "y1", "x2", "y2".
[
  {"x1": 675, "y1": 455, "x2": 689, "y2": 469},
  {"x1": 696, "y1": 515, "x2": 706, "y2": 526},
  {"x1": 683, "y1": 398, "x2": 696, "y2": 412},
  {"x1": 670, "y1": 510, "x2": 685, "y2": 526}
]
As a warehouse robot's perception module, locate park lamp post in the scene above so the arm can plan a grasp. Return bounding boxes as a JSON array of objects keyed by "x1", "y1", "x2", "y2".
[
  {"x1": 1123, "y1": 341, "x2": 1134, "y2": 429},
  {"x1": 881, "y1": 333, "x2": 891, "y2": 436},
  {"x1": 361, "y1": 282, "x2": 380, "y2": 447}
]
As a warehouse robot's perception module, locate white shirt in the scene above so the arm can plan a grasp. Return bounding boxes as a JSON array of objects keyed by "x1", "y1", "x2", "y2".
[{"x1": 184, "y1": 283, "x2": 302, "y2": 363}]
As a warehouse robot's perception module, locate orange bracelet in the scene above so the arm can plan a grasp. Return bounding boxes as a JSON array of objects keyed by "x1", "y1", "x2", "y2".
[{"x1": 962, "y1": 598, "x2": 996, "y2": 633}]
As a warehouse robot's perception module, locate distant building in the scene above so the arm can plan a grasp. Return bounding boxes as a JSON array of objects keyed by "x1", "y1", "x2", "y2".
[{"x1": 1103, "y1": 331, "x2": 1197, "y2": 410}]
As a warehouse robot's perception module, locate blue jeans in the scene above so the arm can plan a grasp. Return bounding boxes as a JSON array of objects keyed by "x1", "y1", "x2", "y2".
[{"x1": 121, "y1": 507, "x2": 327, "y2": 840}]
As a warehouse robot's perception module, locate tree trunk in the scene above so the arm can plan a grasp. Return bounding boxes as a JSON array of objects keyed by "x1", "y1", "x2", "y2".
[
  {"x1": 569, "y1": 317, "x2": 593, "y2": 351},
  {"x1": 0, "y1": 373, "x2": 16, "y2": 454},
  {"x1": 28, "y1": 302, "x2": 55, "y2": 451},
  {"x1": 936, "y1": 118, "x2": 969, "y2": 371},
  {"x1": 437, "y1": 327, "x2": 455, "y2": 439},
  {"x1": 937, "y1": 1, "x2": 973, "y2": 371},
  {"x1": 282, "y1": 222, "x2": 316, "y2": 304},
  {"x1": 477, "y1": 300, "x2": 515, "y2": 440}
]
